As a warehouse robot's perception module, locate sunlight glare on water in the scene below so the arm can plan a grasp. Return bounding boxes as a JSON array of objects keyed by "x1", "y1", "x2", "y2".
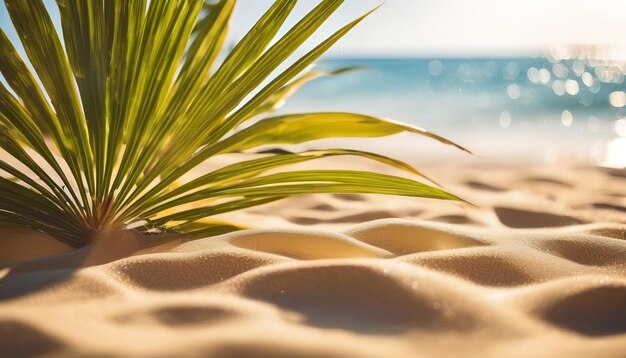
[
  {"x1": 282, "y1": 44, "x2": 626, "y2": 166},
  {"x1": 602, "y1": 138, "x2": 626, "y2": 168},
  {"x1": 602, "y1": 118, "x2": 626, "y2": 168}
]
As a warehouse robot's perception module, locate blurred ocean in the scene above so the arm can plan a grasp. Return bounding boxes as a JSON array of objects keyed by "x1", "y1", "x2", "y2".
[{"x1": 278, "y1": 56, "x2": 626, "y2": 167}]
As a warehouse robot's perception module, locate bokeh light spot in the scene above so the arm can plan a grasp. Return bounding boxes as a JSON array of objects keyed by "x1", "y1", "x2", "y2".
[
  {"x1": 609, "y1": 91, "x2": 626, "y2": 107},
  {"x1": 428, "y1": 60, "x2": 444, "y2": 76},
  {"x1": 499, "y1": 111, "x2": 512, "y2": 127},
  {"x1": 561, "y1": 110, "x2": 573, "y2": 127}
]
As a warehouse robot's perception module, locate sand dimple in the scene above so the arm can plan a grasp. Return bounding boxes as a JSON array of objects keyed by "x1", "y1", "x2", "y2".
[
  {"x1": 109, "y1": 249, "x2": 281, "y2": 291},
  {"x1": 538, "y1": 236, "x2": 626, "y2": 267},
  {"x1": 494, "y1": 206, "x2": 586, "y2": 228},
  {"x1": 235, "y1": 262, "x2": 491, "y2": 334},
  {"x1": 345, "y1": 219, "x2": 489, "y2": 254},
  {"x1": 0, "y1": 320, "x2": 65, "y2": 357},
  {"x1": 222, "y1": 230, "x2": 391, "y2": 259},
  {"x1": 464, "y1": 180, "x2": 507, "y2": 192},
  {"x1": 113, "y1": 304, "x2": 238, "y2": 326},
  {"x1": 0, "y1": 165, "x2": 625, "y2": 357},
  {"x1": 541, "y1": 285, "x2": 626, "y2": 336},
  {"x1": 290, "y1": 210, "x2": 402, "y2": 225},
  {"x1": 404, "y1": 248, "x2": 546, "y2": 287}
]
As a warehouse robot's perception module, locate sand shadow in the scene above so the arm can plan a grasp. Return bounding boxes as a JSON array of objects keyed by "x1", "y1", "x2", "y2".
[
  {"x1": 0, "y1": 231, "x2": 186, "y2": 300},
  {"x1": 494, "y1": 207, "x2": 585, "y2": 228},
  {"x1": 542, "y1": 286, "x2": 626, "y2": 336},
  {"x1": 0, "y1": 320, "x2": 66, "y2": 357},
  {"x1": 464, "y1": 180, "x2": 507, "y2": 192},
  {"x1": 113, "y1": 305, "x2": 235, "y2": 327},
  {"x1": 240, "y1": 264, "x2": 479, "y2": 335}
]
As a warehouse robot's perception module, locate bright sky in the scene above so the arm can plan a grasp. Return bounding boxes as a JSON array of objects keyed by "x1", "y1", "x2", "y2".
[
  {"x1": 1, "y1": 0, "x2": 626, "y2": 57},
  {"x1": 233, "y1": 0, "x2": 626, "y2": 56}
]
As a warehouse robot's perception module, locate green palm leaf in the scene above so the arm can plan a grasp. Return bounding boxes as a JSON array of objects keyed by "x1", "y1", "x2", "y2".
[{"x1": 0, "y1": 0, "x2": 468, "y2": 247}]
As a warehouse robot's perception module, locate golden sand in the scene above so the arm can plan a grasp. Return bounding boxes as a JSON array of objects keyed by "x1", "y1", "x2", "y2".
[{"x1": 0, "y1": 162, "x2": 625, "y2": 357}]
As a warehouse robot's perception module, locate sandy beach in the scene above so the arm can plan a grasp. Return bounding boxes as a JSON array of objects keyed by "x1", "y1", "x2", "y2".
[
  {"x1": 2, "y1": 0, "x2": 626, "y2": 356},
  {"x1": 1, "y1": 158, "x2": 624, "y2": 357}
]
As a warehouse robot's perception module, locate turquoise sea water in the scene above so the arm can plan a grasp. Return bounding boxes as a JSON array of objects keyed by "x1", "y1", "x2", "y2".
[{"x1": 279, "y1": 57, "x2": 626, "y2": 166}]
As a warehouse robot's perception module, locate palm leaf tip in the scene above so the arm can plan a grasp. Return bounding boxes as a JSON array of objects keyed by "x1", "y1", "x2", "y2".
[{"x1": 0, "y1": 0, "x2": 468, "y2": 247}]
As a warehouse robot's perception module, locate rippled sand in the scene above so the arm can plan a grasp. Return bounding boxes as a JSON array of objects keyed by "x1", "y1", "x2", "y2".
[{"x1": 0, "y1": 163, "x2": 625, "y2": 357}]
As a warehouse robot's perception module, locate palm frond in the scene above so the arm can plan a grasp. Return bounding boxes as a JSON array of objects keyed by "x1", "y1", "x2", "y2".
[{"x1": 0, "y1": 0, "x2": 468, "y2": 247}]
